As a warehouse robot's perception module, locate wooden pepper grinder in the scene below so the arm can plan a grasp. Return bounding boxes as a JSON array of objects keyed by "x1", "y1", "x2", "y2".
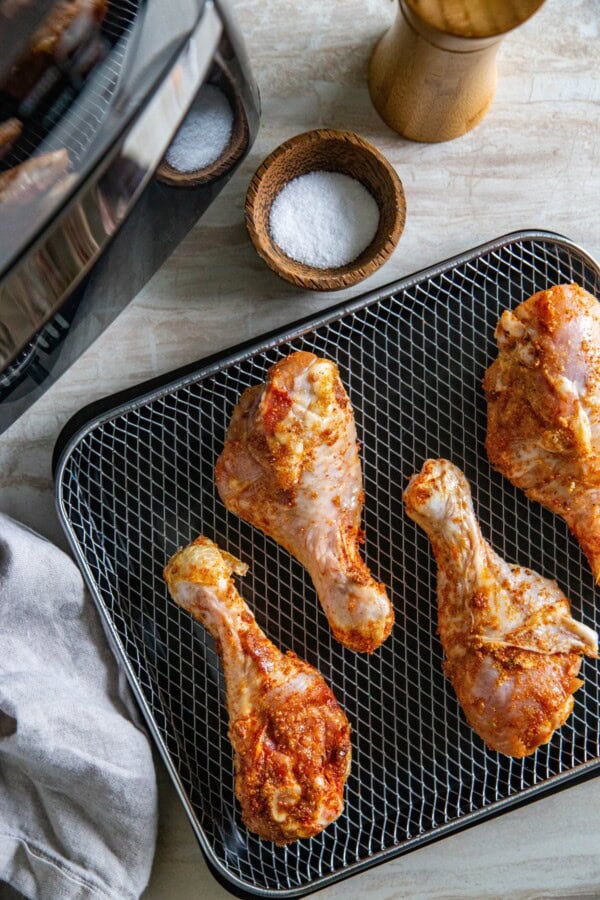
[{"x1": 369, "y1": 0, "x2": 545, "y2": 142}]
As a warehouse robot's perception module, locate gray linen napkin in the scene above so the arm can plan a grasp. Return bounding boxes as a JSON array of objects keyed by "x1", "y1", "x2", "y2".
[{"x1": 0, "y1": 513, "x2": 158, "y2": 900}]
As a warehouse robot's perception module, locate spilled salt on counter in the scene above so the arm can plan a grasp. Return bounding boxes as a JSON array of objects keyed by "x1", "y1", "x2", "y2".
[
  {"x1": 165, "y1": 84, "x2": 234, "y2": 173},
  {"x1": 269, "y1": 170, "x2": 380, "y2": 269}
]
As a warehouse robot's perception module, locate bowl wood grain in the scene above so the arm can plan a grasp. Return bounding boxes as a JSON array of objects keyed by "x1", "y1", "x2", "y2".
[{"x1": 245, "y1": 129, "x2": 406, "y2": 291}]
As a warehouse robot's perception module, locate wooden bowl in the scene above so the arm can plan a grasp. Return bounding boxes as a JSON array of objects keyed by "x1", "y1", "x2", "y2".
[
  {"x1": 245, "y1": 129, "x2": 406, "y2": 291},
  {"x1": 157, "y1": 61, "x2": 249, "y2": 188}
]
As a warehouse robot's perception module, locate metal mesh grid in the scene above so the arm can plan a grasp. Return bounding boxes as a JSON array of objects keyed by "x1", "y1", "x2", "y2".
[
  {"x1": 0, "y1": 0, "x2": 140, "y2": 172},
  {"x1": 57, "y1": 234, "x2": 600, "y2": 897}
]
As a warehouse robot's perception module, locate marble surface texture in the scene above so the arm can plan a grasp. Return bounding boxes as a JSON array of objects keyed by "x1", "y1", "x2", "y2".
[{"x1": 1, "y1": 0, "x2": 599, "y2": 897}]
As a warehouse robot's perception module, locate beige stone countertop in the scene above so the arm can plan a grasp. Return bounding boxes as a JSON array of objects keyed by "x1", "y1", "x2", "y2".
[{"x1": 1, "y1": 0, "x2": 599, "y2": 897}]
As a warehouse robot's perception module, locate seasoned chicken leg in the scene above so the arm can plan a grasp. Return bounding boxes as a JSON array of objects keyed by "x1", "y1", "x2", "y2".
[
  {"x1": 484, "y1": 283, "x2": 600, "y2": 582},
  {"x1": 164, "y1": 536, "x2": 351, "y2": 843},
  {"x1": 403, "y1": 459, "x2": 598, "y2": 757},
  {"x1": 215, "y1": 351, "x2": 393, "y2": 653}
]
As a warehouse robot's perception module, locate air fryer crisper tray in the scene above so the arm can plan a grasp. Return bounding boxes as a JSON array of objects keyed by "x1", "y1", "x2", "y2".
[{"x1": 55, "y1": 230, "x2": 600, "y2": 898}]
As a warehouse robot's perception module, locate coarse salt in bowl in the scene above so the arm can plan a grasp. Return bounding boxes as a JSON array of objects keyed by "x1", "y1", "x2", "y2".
[
  {"x1": 269, "y1": 171, "x2": 380, "y2": 269},
  {"x1": 165, "y1": 84, "x2": 234, "y2": 174},
  {"x1": 245, "y1": 129, "x2": 406, "y2": 291},
  {"x1": 158, "y1": 66, "x2": 249, "y2": 187}
]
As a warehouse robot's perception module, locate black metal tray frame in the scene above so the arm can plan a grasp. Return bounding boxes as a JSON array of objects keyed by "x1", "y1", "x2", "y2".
[{"x1": 54, "y1": 230, "x2": 600, "y2": 898}]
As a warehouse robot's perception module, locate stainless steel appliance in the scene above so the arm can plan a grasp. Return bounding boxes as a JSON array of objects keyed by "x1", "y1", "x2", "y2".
[{"x1": 0, "y1": 0, "x2": 259, "y2": 435}]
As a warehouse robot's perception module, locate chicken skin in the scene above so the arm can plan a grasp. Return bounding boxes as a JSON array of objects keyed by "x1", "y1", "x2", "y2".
[
  {"x1": 484, "y1": 283, "x2": 600, "y2": 582},
  {"x1": 403, "y1": 459, "x2": 598, "y2": 757},
  {"x1": 164, "y1": 536, "x2": 351, "y2": 843},
  {"x1": 0, "y1": 148, "x2": 70, "y2": 207},
  {"x1": 215, "y1": 351, "x2": 393, "y2": 653}
]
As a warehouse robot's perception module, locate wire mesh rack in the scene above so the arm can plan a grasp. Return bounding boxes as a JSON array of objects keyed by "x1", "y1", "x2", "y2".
[
  {"x1": 0, "y1": 0, "x2": 141, "y2": 172},
  {"x1": 55, "y1": 231, "x2": 600, "y2": 897}
]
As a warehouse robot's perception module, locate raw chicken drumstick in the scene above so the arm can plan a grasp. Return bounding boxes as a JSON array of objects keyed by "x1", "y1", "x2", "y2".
[
  {"x1": 403, "y1": 459, "x2": 598, "y2": 757},
  {"x1": 215, "y1": 351, "x2": 393, "y2": 653},
  {"x1": 484, "y1": 283, "x2": 600, "y2": 582},
  {"x1": 164, "y1": 536, "x2": 351, "y2": 844}
]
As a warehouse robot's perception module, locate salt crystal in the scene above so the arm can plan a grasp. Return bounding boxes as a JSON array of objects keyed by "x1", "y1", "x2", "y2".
[
  {"x1": 269, "y1": 170, "x2": 380, "y2": 269},
  {"x1": 165, "y1": 84, "x2": 234, "y2": 173}
]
